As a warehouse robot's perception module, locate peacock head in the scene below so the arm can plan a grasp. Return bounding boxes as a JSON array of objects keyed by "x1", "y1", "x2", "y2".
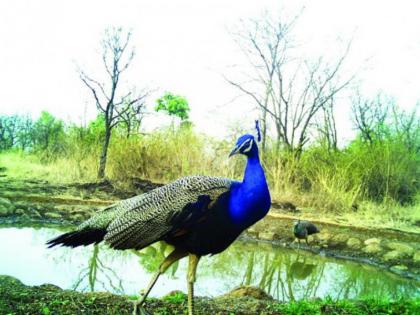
[{"x1": 229, "y1": 134, "x2": 258, "y2": 157}]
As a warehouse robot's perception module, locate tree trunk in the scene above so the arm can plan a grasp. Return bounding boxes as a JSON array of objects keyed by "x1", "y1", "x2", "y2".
[{"x1": 97, "y1": 125, "x2": 111, "y2": 179}]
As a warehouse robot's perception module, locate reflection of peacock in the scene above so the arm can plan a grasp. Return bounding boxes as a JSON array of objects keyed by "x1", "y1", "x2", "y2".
[
  {"x1": 47, "y1": 122, "x2": 271, "y2": 315},
  {"x1": 293, "y1": 220, "x2": 320, "y2": 246}
]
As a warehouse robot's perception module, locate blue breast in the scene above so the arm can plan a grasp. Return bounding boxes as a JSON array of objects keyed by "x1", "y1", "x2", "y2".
[{"x1": 228, "y1": 156, "x2": 271, "y2": 228}]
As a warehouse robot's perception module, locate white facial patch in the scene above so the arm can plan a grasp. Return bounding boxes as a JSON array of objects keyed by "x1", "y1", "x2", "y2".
[{"x1": 242, "y1": 139, "x2": 254, "y2": 153}]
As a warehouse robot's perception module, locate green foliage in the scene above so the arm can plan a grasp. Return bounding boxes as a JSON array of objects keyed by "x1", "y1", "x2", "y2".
[
  {"x1": 0, "y1": 101, "x2": 418, "y2": 217},
  {"x1": 155, "y1": 92, "x2": 190, "y2": 121},
  {"x1": 33, "y1": 111, "x2": 65, "y2": 152},
  {"x1": 0, "y1": 114, "x2": 33, "y2": 150},
  {"x1": 162, "y1": 291, "x2": 187, "y2": 304},
  {"x1": 273, "y1": 297, "x2": 420, "y2": 315}
]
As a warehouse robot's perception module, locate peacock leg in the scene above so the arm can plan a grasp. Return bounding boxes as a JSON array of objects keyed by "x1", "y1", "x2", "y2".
[
  {"x1": 305, "y1": 237, "x2": 309, "y2": 245},
  {"x1": 132, "y1": 247, "x2": 188, "y2": 315},
  {"x1": 187, "y1": 254, "x2": 201, "y2": 315}
]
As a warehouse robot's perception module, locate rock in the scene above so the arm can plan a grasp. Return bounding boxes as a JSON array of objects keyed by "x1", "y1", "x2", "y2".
[
  {"x1": 317, "y1": 232, "x2": 331, "y2": 243},
  {"x1": 43, "y1": 212, "x2": 62, "y2": 220},
  {"x1": 347, "y1": 237, "x2": 362, "y2": 249},
  {"x1": 383, "y1": 250, "x2": 409, "y2": 261},
  {"x1": 390, "y1": 265, "x2": 408, "y2": 273},
  {"x1": 258, "y1": 231, "x2": 278, "y2": 241},
  {"x1": 70, "y1": 213, "x2": 85, "y2": 222},
  {"x1": 330, "y1": 234, "x2": 348, "y2": 245},
  {"x1": 364, "y1": 238, "x2": 381, "y2": 246},
  {"x1": 385, "y1": 242, "x2": 414, "y2": 256},
  {"x1": 363, "y1": 243, "x2": 382, "y2": 254},
  {"x1": 221, "y1": 286, "x2": 272, "y2": 300},
  {"x1": 413, "y1": 251, "x2": 420, "y2": 263},
  {"x1": 246, "y1": 226, "x2": 259, "y2": 238}
]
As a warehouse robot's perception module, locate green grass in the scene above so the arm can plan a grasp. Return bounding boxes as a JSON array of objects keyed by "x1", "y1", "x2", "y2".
[{"x1": 273, "y1": 297, "x2": 420, "y2": 315}]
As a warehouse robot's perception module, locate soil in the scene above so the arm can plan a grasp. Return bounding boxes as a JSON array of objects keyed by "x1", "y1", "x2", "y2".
[{"x1": 1, "y1": 275, "x2": 418, "y2": 315}]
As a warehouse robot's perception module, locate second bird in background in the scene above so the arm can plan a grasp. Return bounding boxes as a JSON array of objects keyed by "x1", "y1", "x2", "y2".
[{"x1": 293, "y1": 219, "x2": 320, "y2": 248}]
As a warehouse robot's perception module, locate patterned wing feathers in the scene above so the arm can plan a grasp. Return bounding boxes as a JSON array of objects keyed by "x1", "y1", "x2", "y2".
[{"x1": 104, "y1": 176, "x2": 232, "y2": 250}]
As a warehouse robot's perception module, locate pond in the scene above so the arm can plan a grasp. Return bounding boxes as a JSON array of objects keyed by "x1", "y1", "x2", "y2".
[{"x1": 0, "y1": 225, "x2": 419, "y2": 301}]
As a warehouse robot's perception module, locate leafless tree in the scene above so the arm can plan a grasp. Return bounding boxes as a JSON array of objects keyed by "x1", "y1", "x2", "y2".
[
  {"x1": 351, "y1": 92, "x2": 390, "y2": 144},
  {"x1": 226, "y1": 12, "x2": 354, "y2": 156},
  {"x1": 118, "y1": 93, "x2": 148, "y2": 138},
  {"x1": 316, "y1": 97, "x2": 338, "y2": 150},
  {"x1": 391, "y1": 104, "x2": 420, "y2": 152},
  {"x1": 80, "y1": 27, "x2": 149, "y2": 179}
]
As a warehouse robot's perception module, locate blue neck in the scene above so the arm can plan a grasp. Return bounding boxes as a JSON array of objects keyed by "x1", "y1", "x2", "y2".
[
  {"x1": 243, "y1": 155, "x2": 264, "y2": 186},
  {"x1": 229, "y1": 150, "x2": 271, "y2": 227}
]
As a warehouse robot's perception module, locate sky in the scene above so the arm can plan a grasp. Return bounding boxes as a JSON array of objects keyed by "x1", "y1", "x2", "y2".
[{"x1": 1, "y1": 0, "x2": 419, "y2": 142}]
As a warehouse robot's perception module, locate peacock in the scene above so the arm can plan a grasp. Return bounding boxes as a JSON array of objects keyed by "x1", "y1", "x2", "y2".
[
  {"x1": 293, "y1": 219, "x2": 320, "y2": 247},
  {"x1": 47, "y1": 122, "x2": 271, "y2": 315}
]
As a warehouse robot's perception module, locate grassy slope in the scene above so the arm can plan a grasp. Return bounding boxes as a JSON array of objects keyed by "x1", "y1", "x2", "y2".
[{"x1": 0, "y1": 275, "x2": 419, "y2": 315}]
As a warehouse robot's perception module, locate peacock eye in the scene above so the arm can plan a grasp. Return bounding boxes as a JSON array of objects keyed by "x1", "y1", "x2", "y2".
[{"x1": 242, "y1": 139, "x2": 254, "y2": 153}]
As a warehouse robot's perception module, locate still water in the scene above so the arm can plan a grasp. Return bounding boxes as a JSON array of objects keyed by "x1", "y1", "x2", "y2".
[{"x1": 0, "y1": 226, "x2": 419, "y2": 301}]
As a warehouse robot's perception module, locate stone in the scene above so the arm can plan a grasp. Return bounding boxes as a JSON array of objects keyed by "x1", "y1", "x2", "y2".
[
  {"x1": 413, "y1": 251, "x2": 420, "y2": 263},
  {"x1": 43, "y1": 212, "x2": 62, "y2": 220},
  {"x1": 70, "y1": 213, "x2": 85, "y2": 222},
  {"x1": 258, "y1": 231, "x2": 278, "y2": 241},
  {"x1": 317, "y1": 232, "x2": 331, "y2": 243},
  {"x1": 347, "y1": 237, "x2": 362, "y2": 249},
  {"x1": 383, "y1": 250, "x2": 408, "y2": 261},
  {"x1": 221, "y1": 286, "x2": 272, "y2": 300},
  {"x1": 363, "y1": 243, "x2": 382, "y2": 254},
  {"x1": 385, "y1": 242, "x2": 414, "y2": 256},
  {"x1": 331, "y1": 234, "x2": 348, "y2": 244},
  {"x1": 364, "y1": 238, "x2": 381, "y2": 246},
  {"x1": 246, "y1": 226, "x2": 259, "y2": 238}
]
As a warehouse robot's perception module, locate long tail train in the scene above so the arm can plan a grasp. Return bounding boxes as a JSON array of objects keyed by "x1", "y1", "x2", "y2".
[{"x1": 46, "y1": 228, "x2": 106, "y2": 248}]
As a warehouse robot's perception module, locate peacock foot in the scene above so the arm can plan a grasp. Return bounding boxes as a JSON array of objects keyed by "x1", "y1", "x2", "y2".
[{"x1": 131, "y1": 299, "x2": 150, "y2": 315}]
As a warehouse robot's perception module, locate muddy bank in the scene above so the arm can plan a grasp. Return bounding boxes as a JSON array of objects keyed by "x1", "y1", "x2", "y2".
[
  {"x1": 245, "y1": 212, "x2": 420, "y2": 280},
  {"x1": 0, "y1": 177, "x2": 419, "y2": 280},
  {"x1": 0, "y1": 275, "x2": 418, "y2": 315}
]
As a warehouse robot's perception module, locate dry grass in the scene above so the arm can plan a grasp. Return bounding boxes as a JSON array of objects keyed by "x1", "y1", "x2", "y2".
[{"x1": 1, "y1": 128, "x2": 419, "y2": 233}]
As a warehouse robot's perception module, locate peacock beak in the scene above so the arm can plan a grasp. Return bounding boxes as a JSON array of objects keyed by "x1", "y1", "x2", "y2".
[{"x1": 229, "y1": 146, "x2": 240, "y2": 157}]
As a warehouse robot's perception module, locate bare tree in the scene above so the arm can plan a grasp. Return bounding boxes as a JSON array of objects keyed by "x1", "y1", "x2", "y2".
[
  {"x1": 80, "y1": 27, "x2": 149, "y2": 179},
  {"x1": 118, "y1": 93, "x2": 148, "y2": 138},
  {"x1": 226, "y1": 12, "x2": 354, "y2": 156},
  {"x1": 316, "y1": 97, "x2": 338, "y2": 150},
  {"x1": 351, "y1": 92, "x2": 390, "y2": 144}
]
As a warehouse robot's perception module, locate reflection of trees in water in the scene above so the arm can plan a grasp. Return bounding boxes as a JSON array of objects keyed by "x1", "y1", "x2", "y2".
[
  {"x1": 63, "y1": 238, "x2": 418, "y2": 301},
  {"x1": 72, "y1": 242, "x2": 180, "y2": 295},
  {"x1": 232, "y1": 244, "x2": 419, "y2": 301},
  {"x1": 131, "y1": 242, "x2": 180, "y2": 277},
  {"x1": 73, "y1": 244, "x2": 124, "y2": 294},
  {"x1": 233, "y1": 246, "x2": 324, "y2": 301},
  {"x1": 331, "y1": 263, "x2": 420, "y2": 300}
]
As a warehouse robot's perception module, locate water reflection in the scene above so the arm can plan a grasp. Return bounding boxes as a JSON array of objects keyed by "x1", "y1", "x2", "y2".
[{"x1": 0, "y1": 227, "x2": 419, "y2": 301}]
